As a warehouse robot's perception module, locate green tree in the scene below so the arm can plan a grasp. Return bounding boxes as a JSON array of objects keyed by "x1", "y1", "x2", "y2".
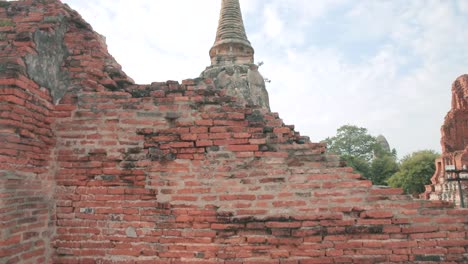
[
  {"x1": 323, "y1": 125, "x2": 399, "y2": 185},
  {"x1": 323, "y1": 125, "x2": 378, "y2": 162},
  {"x1": 387, "y1": 150, "x2": 439, "y2": 195},
  {"x1": 341, "y1": 154, "x2": 371, "y2": 179},
  {"x1": 370, "y1": 155, "x2": 399, "y2": 185}
]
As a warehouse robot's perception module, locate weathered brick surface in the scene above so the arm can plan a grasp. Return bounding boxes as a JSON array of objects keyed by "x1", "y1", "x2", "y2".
[
  {"x1": 0, "y1": 2, "x2": 58, "y2": 263},
  {"x1": 0, "y1": 0, "x2": 132, "y2": 263},
  {"x1": 1, "y1": 1, "x2": 467, "y2": 264},
  {"x1": 51, "y1": 78, "x2": 468, "y2": 263},
  {"x1": 424, "y1": 75, "x2": 468, "y2": 205}
]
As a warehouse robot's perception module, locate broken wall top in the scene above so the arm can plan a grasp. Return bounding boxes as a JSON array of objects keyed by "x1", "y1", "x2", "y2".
[{"x1": 0, "y1": 0, "x2": 134, "y2": 104}]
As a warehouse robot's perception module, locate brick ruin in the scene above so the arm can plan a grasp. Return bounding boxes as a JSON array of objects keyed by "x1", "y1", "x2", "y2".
[
  {"x1": 423, "y1": 75, "x2": 468, "y2": 207},
  {"x1": 0, "y1": 0, "x2": 467, "y2": 263}
]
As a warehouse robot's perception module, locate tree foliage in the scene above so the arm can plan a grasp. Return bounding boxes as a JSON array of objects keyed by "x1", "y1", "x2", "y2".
[
  {"x1": 324, "y1": 125, "x2": 378, "y2": 162},
  {"x1": 324, "y1": 125, "x2": 439, "y2": 192},
  {"x1": 323, "y1": 125, "x2": 398, "y2": 185},
  {"x1": 370, "y1": 155, "x2": 399, "y2": 185},
  {"x1": 341, "y1": 154, "x2": 371, "y2": 180},
  {"x1": 387, "y1": 150, "x2": 439, "y2": 195}
]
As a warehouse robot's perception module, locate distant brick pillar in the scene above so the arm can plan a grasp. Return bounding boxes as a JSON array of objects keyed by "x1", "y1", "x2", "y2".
[{"x1": 424, "y1": 75, "x2": 468, "y2": 206}]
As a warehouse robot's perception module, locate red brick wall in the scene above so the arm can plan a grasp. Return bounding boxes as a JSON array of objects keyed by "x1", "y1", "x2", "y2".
[
  {"x1": 1, "y1": 1, "x2": 467, "y2": 264},
  {"x1": 0, "y1": 0, "x2": 60, "y2": 262},
  {"x1": 0, "y1": 1, "x2": 131, "y2": 263},
  {"x1": 52, "y1": 80, "x2": 468, "y2": 263},
  {"x1": 0, "y1": 40, "x2": 55, "y2": 264}
]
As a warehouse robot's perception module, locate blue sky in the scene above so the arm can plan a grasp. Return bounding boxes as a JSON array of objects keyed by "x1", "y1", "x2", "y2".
[{"x1": 61, "y1": 0, "x2": 468, "y2": 158}]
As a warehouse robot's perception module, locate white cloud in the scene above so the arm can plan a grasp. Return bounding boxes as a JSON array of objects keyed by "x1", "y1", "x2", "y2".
[
  {"x1": 263, "y1": 5, "x2": 284, "y2": 39},
  {"x1": 459, "y1": 0, "x2": 468, "y2": 13},
  {"x1": 64, "y1": 0, "x2": 218, "y2": 82},
  {"x1": 255, "y1": 0, "x2": 468, "y2": 157}
]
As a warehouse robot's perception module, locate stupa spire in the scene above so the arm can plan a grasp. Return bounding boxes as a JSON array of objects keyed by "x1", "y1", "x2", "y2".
[
  {"x1": 209, "y1": 0, "x2": 254, "y2": 66},
  {"x1": 202, "y1": 0, "x2": 270, "y2": 111}
]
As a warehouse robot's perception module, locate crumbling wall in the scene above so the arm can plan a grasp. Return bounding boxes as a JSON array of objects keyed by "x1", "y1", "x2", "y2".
[
  {"x1": 0, "y1": 2, "x2": 56, "y2": 263},
  {"x1": 1, "y1": 1, "x2": 467, "y2": 264},
  {"x1": 51, "y1": 78, "x2": 468, "y2": 263},
  {"x1": 0, "y1": 1, "x2": 132, "y2": 263}
]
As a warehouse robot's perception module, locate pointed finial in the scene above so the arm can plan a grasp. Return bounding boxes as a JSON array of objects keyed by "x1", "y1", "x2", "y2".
[{"x1": 209, "y1": 0, "x2": 254, "y2": 66}]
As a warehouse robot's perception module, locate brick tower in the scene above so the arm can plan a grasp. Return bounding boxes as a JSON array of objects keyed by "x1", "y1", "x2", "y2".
[
  {"x1": 202, "y1": 0, "x2": 270, "y2": 110},
  {"x1": 423, "y1": 75, "x2": 468, "y2": 206}
]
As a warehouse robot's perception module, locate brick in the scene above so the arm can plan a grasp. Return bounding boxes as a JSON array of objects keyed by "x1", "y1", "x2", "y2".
[
  {"x1": 190, "y1": 127, "x2": 208, "y2": 133},
  {"x1": 235, "y1": 209, "x2": 269, "y2": 215},
  {"x1": 247, "y1": 237, "x2": 267, "y2": 244},
  {"x1": 266, "y1": 222, "x2": 302, "y2": 229},
  {"x1": 326, "y1": 249, "x2": 343, "y2": 257},
  {"x1": 214, "y1": 139, "x2": 249, "y2": 145},
  {"x1": 249, "y1": 138, "x2": 267, "y2": 144},
  {"x1": 213, "y1": 120, "x2": 246, "y2": 126},
  {"x1": 412, "y1": 248, "x2": 447, "y2": 255},
  {"x1": 437, "y1": 240, "x2": 468, "y2": 247},
  {"x1": 383, "y1": 226, "x2": 401, "y2": 233},
  {"x1": 402, "y1": 225, "x2": 439, "y2": 234},
  {"x1": 235, "y1": 151, "x2": 255, "y2": 158},
  {"x1": 360, "y1": 210, "x2": 393, "y2": 219},
  {"x1": 195, "y1": 119, "x2": 213, "y2": 126},
  {"x1": 356, "y1": 219, "x2": 392, "y2": 225},
  {"x1": 180, "y1": 134, "x2": 198, "y2": 141},
  {"x1": 181, "y1": 231, "x2": 216, "y2": 237},
  {"x1": 273, "y1": 127, "x2": 291, "y2": 134},
  {"x1": 273, "y1": 200, "x2": 307, "y2": 207},
  {"x1": 196, "y1": 140, "x2": 213, "y2": 147},
  {"x1": 233, "y1": 132, "x2": 251, "y2": 139},
  {"x1": 369, "y1": 188, "x2": 404, "y2": 195},
  {"x1": 210, "y1": 126, "x2": 228, "y2": 133},
  {"x1": 227, "y1": 113, "x2": 245, "y2": 120},
  {"x1": 161, "y1": 142, "x2": 194, "y2": 148},
  {"x1": 220, "y1": 195, "x2": 256, "y2": 201},
  {"x1": 226, "y1": 144, "x2": 258, "y2": 152},
  {"x1": 334, "y1": 241, "x2": 363, "y2": 249},
  {"x1": 211, "y1": 223, "x2": 244, "y2": 230},
  {"x1": 298, "y1": 258, "x2": 333, "y2": 264}
]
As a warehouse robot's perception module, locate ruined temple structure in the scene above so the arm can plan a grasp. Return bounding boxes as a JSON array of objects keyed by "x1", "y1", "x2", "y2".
[
  {"x1": 423, "y1": 75, "x2": 468, "y2": 207},
  {"x1": 0, "y1": 0, "x2": 467, "y2": 263},
  {"x1": 376, "y1": 135, "x2": 391, "y2": 154},
  {"x1": 201, "y1": 0, "x2": 270, "y2": 110}
]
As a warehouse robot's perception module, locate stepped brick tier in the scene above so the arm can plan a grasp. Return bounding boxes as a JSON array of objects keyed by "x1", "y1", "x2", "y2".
[
  {"x1": 423, "y1": 75, "x2": 468, "y2": 207},
  {"x1": 0, "y1": 0, "x2": 467, "y2": 263}
]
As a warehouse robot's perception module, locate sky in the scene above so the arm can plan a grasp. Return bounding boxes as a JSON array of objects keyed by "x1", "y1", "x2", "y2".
[{"x1": 59, "y1": 0, "x2": 468, "y2": 158}]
